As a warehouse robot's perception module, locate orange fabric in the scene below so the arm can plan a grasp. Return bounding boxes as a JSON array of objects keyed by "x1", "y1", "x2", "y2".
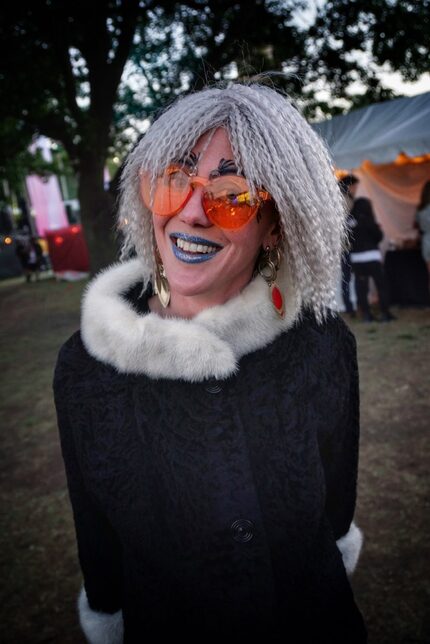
[{"x1": 349, "y1": 159, "x2": 430, "y2": 250}]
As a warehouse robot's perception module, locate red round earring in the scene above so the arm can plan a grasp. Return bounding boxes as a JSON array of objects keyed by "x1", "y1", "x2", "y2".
[{"x1": 257, "y1": 245, "x2": 285, "y2": 318}]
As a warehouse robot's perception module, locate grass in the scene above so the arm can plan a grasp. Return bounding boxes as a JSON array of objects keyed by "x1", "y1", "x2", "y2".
[
  {"x1": 346, "y1": 308, "x2": 430, "y2": 644},
  {"x1": 0, "y1": 278, "x2": 84, "y2": 644},
  {"x1": 0, "y1": 276, "x2": 429, "y2": 643}
]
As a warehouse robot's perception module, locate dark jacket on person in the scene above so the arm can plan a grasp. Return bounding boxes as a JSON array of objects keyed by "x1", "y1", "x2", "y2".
[
  {"x1": 350, "y1": 197, "x2": 383, "y2": 254},
  {"x1": 16, "y1": 237, "x2": 43, "y2": 269},
  {"x1": 53, "y1": 258, "x2": 368, "y2": 644}
]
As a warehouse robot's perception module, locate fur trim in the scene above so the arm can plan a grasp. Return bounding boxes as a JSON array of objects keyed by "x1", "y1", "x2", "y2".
[
  {"x1": 78, "y1": 586, "x2": 123, "y2": 644},
  {"x1": 336, "y1": 521, "x2": 364, "y2": 576},
  {"x1": 81, "y1": 257, "x2": 303, "y2": 381}
]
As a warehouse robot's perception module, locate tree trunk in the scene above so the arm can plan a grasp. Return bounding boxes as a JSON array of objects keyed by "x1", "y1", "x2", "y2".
[{"x1": 78, "y1": 154, "x2": 118, "y2": 274}]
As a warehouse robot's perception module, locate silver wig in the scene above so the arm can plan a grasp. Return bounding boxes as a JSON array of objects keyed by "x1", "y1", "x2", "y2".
[{"x1": 117, "y1": 82, "x2": 348, "y2": 322}]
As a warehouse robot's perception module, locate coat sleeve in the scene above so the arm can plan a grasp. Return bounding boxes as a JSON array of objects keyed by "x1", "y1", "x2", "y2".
[
  {"x1": 53, "y1": 341, "x2": 124, "y2": 644},
  {"x1": 318, "y1": 320, "x2": 364, "y2": 577}
]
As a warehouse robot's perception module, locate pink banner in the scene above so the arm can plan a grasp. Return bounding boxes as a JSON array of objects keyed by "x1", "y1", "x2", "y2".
[{"x1": 25, "y1": 174, "x2": 69, "y2": 236}]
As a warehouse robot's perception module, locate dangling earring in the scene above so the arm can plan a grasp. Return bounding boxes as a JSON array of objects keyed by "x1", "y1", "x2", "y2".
[
  {"x1": 154, "y1": 248, "x2": 170, "y2": 309},
  {"x1": 257, "y1": 245, "x2": 285, "y2": 318}
]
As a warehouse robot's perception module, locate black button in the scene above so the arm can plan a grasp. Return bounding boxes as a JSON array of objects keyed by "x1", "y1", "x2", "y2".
[
  {"x1": 205, "y1": 380, "x2": 222, "y2": 394},
  {"x1": 230, "y1": 519, "x2": 254, "y2": 543}
]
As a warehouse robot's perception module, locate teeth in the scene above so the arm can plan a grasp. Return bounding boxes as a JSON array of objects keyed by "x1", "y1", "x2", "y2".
[{"x1": 175, "y1": 238, "x2": 219, "y2": 254}]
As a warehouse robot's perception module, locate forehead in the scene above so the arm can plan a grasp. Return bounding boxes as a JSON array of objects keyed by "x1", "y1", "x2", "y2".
[{"x1": 190, "y1": 127, "x2": 234, "y2": 165}]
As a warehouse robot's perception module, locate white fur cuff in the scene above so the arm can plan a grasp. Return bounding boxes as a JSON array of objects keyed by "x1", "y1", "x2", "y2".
[
  {"x1": 336, "y1": 521, "x2": 364, "y2": 576},
  {"x1": 78, "y1": 586, "x2": 123, "y2": 644}
]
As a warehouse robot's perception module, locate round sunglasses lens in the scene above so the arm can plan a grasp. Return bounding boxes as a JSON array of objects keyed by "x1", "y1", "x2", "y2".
[
  {"x1": 202, "y1": 176, "x2": 257, "y2": 229},
  {"x1": 141, "y1": 167, "x2": 190, "y2": 215}
]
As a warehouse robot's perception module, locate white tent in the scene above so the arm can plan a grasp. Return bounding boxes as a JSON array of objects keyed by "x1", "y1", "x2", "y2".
[
  {"x1": 312, "y1": 92, "x2": 430, "y2": 309},
  {"x1": 313, "y1": 91, "x2": 430, "y2": 169},
  {"x1": 313, "y1": 92, "x2": 430, "y2": 247}
]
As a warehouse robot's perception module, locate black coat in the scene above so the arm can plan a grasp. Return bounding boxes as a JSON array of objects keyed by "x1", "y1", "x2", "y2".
[
  {"x1": 350, "y1": 197, "x2": 383, "y2": 253},
  {"x1": 53, "y1": 259, "x2": 368, "y2": 644}
]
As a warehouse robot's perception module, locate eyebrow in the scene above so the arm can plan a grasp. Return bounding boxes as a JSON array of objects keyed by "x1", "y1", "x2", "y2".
[
  {"x1": 175, "y1": 154, "x2": 243, "y2": 178},
  {"x1": 208, "y1": 158, "x2": 242, "y2": 179},
  {"x1": 178, "y1": 151, "x2": 199, "y2": 169}
]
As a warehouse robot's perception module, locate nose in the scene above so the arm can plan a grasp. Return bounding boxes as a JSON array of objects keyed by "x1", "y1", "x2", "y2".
[{"x1": 177, "y1": 183, "x2": 212, "y2": 228}]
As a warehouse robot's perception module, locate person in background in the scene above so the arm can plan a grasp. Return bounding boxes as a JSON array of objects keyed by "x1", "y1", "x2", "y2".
[
  {"x1": 15, "y1": 235, "x2": 43, "y2": 283},
  {"x1": 348, "y1": 176, "x2": 396, "y2": 322},
  {"x1": 415, "y1": 180, "x2": 430, "y2": 291},
  {"x1": 338, "y1": 175, "x2": 359, "y2": 318}
]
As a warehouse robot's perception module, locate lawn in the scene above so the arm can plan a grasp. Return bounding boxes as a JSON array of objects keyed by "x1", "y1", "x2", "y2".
[{"x1": 0, "y1": 276, "x2": 429, "y2": 644}]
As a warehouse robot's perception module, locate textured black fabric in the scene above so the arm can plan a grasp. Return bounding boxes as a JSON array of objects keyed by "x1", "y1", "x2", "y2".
[
  {"x1": 352, "y1": 261, "x2": 391, "y2": 316},
  {"x1": 350, "y1": 197, "x2": 383, "y2": 252},
  {"x1": 384, "y1": 249, "x2": 430, "y2": 307},
  {"x1": 53, "y1": 286, "x2": 368, "y2": 643}
]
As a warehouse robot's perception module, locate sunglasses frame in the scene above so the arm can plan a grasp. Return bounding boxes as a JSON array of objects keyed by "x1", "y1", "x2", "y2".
[{"x1": 142, "y1": 164, "x2": 272, "y2": 230}]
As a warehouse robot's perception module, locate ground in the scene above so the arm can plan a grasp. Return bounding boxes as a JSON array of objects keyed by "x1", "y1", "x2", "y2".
[{"x1": 0, "y1": 276, "x2": 429, "y2": 644}]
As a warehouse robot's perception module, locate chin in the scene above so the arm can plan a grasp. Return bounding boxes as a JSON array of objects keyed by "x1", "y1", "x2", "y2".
[
  {"x1": 168, "y1": 276, "x2": 215, "y2": 298},
  {"x1": 163, "y1": 255, "x2": 220, "y2": 296}
]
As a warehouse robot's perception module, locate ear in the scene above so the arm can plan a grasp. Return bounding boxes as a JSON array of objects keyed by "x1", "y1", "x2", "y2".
[{"x1": 262, "y1": 215, "x2": 282, "y2": 249}]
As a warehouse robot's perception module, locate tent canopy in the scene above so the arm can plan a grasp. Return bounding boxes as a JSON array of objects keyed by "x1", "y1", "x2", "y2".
[{"x1": 312, "y1": 91, "x2": 430, "y2": 169}]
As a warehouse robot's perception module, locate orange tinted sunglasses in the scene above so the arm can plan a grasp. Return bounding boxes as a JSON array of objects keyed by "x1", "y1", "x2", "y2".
[{"x1": 140, "y1": 164, "x2": 272, "y2": 230}]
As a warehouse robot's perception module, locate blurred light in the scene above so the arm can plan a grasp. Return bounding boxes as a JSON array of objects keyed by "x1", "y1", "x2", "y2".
[
  {"x1": 123, "y1": 218, "x2": 129, "y2": 225},
  {"x1": 55, "y1": 236, "x2": 64, "y2": 245},
  {"x1": 70, "y1": 225, "x2": 80, "y2": 234},
  {"x1": 4, "y1": 236, "x2": 12, "y2": 245},
  {"x1": 113, "y1": 156, "x2": 120, "y2": 164},
  {"x1": 394, "y1": 152, "x2": 430, "y2": 166}
]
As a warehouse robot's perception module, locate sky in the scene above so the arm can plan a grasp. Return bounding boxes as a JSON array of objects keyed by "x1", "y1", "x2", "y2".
[
  {"x1": 294, "y1": 0, "x2": 430, "y2": 100},
  {"x1": 381, "y1": 72, "x2": 430, "y2": 96}
]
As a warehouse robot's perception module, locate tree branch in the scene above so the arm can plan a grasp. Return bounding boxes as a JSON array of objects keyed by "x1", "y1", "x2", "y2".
[
  {"x1": 49, "y1": 19, "x2": 83, "y2": 127},
  {"x1": 108, "y1": 0, "x2": 142, "y2": 90},
  {"x1": 30, "y1": 114, "x2": 78, "y2": 162}
]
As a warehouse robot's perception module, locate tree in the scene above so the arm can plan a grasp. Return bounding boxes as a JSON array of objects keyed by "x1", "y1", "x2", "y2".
[
  {"x1": 2, "y1": 1, "x2": 428, "y2": 270},
  {"x1": 1, "y1": 0, "x2": 308, "y2": 271},
  {"x1": 0, "y1": 118, "x2": 74, "y2": 231},
  {"x1": 129, "y1": 0, "x2": 308, "y2": 99},
  {"x1": 304, "y1": 0, "x2": 430, "y2": 117},
  {"x1": 1, "y1": 1, "x2": 142, "y2": 269}
]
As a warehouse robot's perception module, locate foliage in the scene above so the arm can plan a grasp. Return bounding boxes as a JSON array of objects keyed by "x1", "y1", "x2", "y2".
[
  {"x1": 0, "y1": 120, "x2": 73, "y2": 196},
  {"x1": 2, "y1": 1, "x2": 429, "y2": 161},
  {"x1": 0, "y1": 1, "x2": 429, "y2": 266},
  {"x1": 110, "y1": 1, "x2": 310, "y2": 155},
  {"x1": 0, "y1": 1, "x2": 144, "y2": 267},
  {"x1": 304, "y1": 0, "x2": 430, "y2": 116}
]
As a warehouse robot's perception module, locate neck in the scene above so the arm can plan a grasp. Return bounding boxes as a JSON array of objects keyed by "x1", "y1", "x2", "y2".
[{"x1": 149, "y1": 271, "x2": 256, "y2": 319}]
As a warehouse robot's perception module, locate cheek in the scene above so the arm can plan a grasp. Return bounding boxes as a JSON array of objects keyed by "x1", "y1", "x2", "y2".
[
  {"x1": 152, "y1": 215, "x2": 168, "y2": 245},
  {"x1": 223, "y1": 233, "x2": 261, "y2": 271},
  {"x1": 226, "y1": 218, "x2": 271, "y2": 256},
  {"x1": 152, "y1": 216, "x2": 169, "y2": 263},
  {"x1": 152, "y1": 214, "x2": 163, "y2": 232}
]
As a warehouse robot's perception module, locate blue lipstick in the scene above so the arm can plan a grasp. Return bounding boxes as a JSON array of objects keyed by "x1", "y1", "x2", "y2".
[
  {"x1": 169, "y1": 232, "x2": 223, "y2": 248},
  {"x1": 172, "y1": 245, "x2": 219, "y2": 264},
  {"x1": 169, "y1": 232, "x2": 223, "y2": 264}
]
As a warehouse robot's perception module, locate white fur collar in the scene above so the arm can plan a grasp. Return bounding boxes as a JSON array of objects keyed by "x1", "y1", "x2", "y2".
[{"x1": 81, "y1": 257, "x2": 303, "y2": 381}]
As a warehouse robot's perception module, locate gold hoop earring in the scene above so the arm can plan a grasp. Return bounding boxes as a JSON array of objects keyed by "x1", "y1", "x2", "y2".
[
  {"x1": 154, "y1": 248, "x2": 170, "y2": 309},
  {"x1": 257, "y1": 245, "x2": 285, "y2": 318}
]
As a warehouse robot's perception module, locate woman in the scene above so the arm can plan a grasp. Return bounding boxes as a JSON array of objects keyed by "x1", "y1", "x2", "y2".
[
  {"x1": 53, "y1": 82, "x2": 368, "y2": 643},
  {"x1": 415, "y1": 180, "x2": 430, "y2": 288}
]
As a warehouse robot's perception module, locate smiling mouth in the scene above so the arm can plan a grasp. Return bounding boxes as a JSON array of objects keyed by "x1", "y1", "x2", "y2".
[{"x1": 169, "y1": 232, "x2": 223, "y2": 255}]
